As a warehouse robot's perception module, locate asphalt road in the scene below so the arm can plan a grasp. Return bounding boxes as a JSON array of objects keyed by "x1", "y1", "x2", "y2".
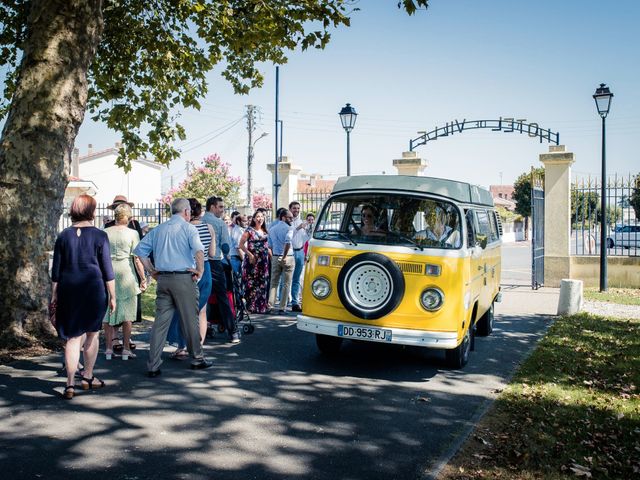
[{"x1": 1, "y1": 242, "x2": 555, "y2": 480}]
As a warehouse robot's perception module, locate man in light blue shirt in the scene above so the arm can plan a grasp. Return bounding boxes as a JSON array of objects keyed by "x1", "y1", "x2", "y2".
[
  {"x1": 134, "y1": 198, "x2": 211, "y2": 375},
  {"x1": 203, "y1": 196, "x2": 239, "y2": 343},
  {"x1": 268, "y1": 208, "x2": 295, "y2": 313}
]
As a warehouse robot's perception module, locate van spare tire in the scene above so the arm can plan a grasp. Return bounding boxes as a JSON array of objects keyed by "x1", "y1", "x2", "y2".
[{"x1": 337, "y1": 253, "x2": 405, "y2": 320}]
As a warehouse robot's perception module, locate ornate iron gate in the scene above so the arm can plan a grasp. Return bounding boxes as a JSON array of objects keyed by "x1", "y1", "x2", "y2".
[{"x1": 531, "y1": 169, "x2": 545, "y2": 289}]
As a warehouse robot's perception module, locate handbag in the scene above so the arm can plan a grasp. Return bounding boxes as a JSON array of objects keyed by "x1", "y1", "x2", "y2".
[{"x1": 48, "y1": 300, "x2": 57, "y2": 327}]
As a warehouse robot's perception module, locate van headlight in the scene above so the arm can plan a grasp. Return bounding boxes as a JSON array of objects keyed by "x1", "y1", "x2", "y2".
[
  {"x1": 311, "y1": 276, "x2": 332, "y2": 299},
  {"x1": 420, "y1": 287, "x2": 444, "y2": 311}
]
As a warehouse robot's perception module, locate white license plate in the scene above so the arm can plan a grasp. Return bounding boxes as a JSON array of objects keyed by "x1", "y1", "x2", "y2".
[{"x1": 337, "y1": 324, "x2": 392, "y2": 342}]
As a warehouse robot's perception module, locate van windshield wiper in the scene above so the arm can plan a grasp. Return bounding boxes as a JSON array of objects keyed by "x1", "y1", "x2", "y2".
[
  {"x1": 316, "y1": 229, "x2": 358, "y2": 245},
  {"x1": 387, "y1": 231, "x2": 424, "y2": 251}
]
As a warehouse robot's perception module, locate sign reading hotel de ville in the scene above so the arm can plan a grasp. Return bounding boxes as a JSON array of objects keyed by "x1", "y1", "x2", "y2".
[{"x1": 409, "y1": 117, "x2": 560, "y2": 151}]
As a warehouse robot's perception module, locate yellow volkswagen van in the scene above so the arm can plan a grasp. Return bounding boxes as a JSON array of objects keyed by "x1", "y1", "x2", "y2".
[{"x1": 296, "y1": 175, "x2": 502, "y2": 368}]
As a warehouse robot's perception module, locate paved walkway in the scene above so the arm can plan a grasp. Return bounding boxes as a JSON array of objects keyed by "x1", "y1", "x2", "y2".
[{"x1": 1, "y1": 285, "x2": 559, "y2": 480}]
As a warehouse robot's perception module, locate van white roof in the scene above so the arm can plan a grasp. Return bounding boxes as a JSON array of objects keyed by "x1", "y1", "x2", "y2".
[{"x1": 331, "y1": 175, "x2": 495, "y2": 207}]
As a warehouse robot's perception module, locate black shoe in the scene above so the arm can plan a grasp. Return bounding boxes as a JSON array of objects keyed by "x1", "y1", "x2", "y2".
[
  {"x1": 291, "y1": 305, "x2": 302, "y2": 312},
  {"x1": 190, "y1": 359, "x2": 213, "y2": 370},
  {"x1": 147, "y1": 369, "x2": 162, "y2": 378},
  {"x1": 278, "y1": 309, "x2": 287, "y2": 315}
]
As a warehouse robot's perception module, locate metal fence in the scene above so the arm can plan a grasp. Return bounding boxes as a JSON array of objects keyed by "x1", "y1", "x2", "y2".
[
  {"x1": 293, "y1": 190, "x2": 332, "y2": 217},
  {"x1": 58, "y1": 202, "x2": 171, "y2": 232},
  {"x1": 571, "y1": 174, "x2": 639, "y2": 256},
  {"x1": 57, "y1": 202, "x2": 275, "y2": 233}
]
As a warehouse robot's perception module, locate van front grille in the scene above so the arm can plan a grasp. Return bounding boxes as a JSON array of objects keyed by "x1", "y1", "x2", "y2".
[
  {"x1": 395, "y1": 262, "x2": 423, "y2": 274},
  {"x1": 331, "y1": 256, "x2": 348, "y2": 267},
  {"x1": 330, "y1": 256, "x2": 423, "y2": 275}
]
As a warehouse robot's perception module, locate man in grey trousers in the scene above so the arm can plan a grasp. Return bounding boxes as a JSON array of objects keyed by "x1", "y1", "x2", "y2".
[{"x1": 134, "y1": 197, "x2": 212, "y2": 376}]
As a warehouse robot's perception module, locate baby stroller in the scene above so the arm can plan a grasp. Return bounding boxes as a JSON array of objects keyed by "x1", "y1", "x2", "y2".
[{"x1": 206, "y1": 260, "x2": 254, "y2": 337}]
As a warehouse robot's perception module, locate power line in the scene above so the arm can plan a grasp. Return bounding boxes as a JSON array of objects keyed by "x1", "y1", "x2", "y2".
[{"x1": 179, "y1": 117, "x2": 244, "y2": 153}]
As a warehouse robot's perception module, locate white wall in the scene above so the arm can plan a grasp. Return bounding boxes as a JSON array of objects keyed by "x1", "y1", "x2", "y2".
[{"x1": 79, "y1": 153, "x2": 163, "y2": 204}]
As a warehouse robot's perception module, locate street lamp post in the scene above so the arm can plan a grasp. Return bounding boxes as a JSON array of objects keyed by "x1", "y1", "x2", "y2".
[
  {"x1": 593, "y1": 83, "x2": 613, "y2": 292},
  {"x1": 339, "y1": 103, "x2": 358, "y2": 176},
  {"x1": 247, "y1": 132, "x2": 268, "y2": 207}
]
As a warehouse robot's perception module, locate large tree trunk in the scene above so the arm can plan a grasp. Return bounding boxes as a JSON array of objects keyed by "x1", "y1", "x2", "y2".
[{"x1": 0, "y1": 1, "x2": 103, "y2": 348}]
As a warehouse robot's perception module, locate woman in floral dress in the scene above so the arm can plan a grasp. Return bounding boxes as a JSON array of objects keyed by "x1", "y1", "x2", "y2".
[{"x1": 239, "y1": 211, "x2": 271, "y2": 313}]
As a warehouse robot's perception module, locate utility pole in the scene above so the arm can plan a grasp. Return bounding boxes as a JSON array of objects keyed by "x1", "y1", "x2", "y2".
[{"x1": 246, "y1": 105, "x2": 256, "y2": 207}]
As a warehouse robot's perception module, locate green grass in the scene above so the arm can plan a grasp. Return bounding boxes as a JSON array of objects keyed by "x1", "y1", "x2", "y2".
[
  {"x1": 141, "y1": 281, "x2": 156, "y2": 321},
  {"x1": 441, "y1": 312, "x2": 640, "y2": 479},
  {"x1": 583, "y1": 287, "x2": 640, "y2": 306}
]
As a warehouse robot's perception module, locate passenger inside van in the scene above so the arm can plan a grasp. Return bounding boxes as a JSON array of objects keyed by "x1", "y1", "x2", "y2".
[{"x1": 424, "y1": 207, "x2": 461, "y2": 247}]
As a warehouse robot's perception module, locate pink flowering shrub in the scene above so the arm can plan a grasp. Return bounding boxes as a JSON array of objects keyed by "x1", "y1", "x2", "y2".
[
  {"x1": 252, "y1": 192, "x2": 272, "y2": 210},
  {"x1": 161, "y1": 154, "x2": 242, "y2": 208}
]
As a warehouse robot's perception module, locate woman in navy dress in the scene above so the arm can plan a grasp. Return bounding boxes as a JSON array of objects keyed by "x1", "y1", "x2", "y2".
[{"x1": 51, "y1": 195, "x2": 116, "y2": 399}]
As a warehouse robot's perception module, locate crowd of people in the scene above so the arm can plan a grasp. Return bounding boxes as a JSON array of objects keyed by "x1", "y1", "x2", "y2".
[{"x1": 51, "y1": 193, "x2": 314, "y2": 399}]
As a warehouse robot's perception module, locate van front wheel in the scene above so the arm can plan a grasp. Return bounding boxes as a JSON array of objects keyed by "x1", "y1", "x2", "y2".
[
  {"x1": 445, "y1": 328, "x2": 471, "y2": 369},
  {"x1": 316, "y1": 334, "x2": 343, "y2": 356},
  {"x1": 476, "y1": 302, "x2": 495, "y2": 337}
]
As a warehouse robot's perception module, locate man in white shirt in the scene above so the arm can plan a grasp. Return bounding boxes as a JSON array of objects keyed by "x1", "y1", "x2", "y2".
[
  {"x1": 268, "y1": 209, "x2": 294, "y2": 314},
  {"x1": 289, "y1": 201, "x2": 306, "y2": 312}
]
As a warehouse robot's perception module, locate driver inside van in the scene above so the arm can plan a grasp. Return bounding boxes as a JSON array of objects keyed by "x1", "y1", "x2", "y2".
[{"x1": 352, "y1": 204, "x2": 385, "y2": 236}]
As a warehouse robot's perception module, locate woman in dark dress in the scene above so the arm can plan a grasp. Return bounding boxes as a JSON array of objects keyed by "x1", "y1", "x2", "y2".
[
  {"x1": 239, "y1": 210, "x2": 271, "y2": 313},
  {"x1": 51, "y1": 195, "x2": 116, "y2": 399}
]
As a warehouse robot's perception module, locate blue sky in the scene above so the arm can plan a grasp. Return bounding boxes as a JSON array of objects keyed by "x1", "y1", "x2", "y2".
[{"x1": 75, "y1": 0, "x2": 640, "y2": 195}]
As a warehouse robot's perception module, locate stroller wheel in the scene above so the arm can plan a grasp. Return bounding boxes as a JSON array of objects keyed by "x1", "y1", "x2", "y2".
[
  {"x1": 217, "y1": 324, "x2": 226, "y2": 333},
  {"x1": 248, "y1": 324, "x2": 255, "y2": 334},
  {"x1": 242, "y1": 324, "x2": 251, "y2": 334}
]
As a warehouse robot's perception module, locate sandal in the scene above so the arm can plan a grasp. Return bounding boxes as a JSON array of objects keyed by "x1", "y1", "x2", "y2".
[
  {"x1": 81, "y1": 376, "x2": 105, "y2": 390},
  {"x1": 112, "y1": 339, "x2": 123, "y2": 353},
  {"x1": 122, "y1": 349, "x2": 136, "y2": 360},
  {"x1": 170, "y1": 348, "x2": 189, "y2": 360},
  {"x1": 63, "y1": 385, "x2": 75, "y2": 400}
]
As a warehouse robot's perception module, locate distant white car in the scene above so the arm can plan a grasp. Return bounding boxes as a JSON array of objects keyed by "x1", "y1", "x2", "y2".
[{"x1": 607, "y1": 225, "x2": 640, "y2": 249}]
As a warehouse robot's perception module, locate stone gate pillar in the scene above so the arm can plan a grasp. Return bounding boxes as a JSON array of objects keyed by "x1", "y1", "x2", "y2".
[
  {"x1": 393, "y1": 151, "x2": 428, "y2": 176},
  {"x1": 540, "y1": 145, "x2": 574, "y2": 287},
  {"x1": 267, "y1": 157, "x2": 302, "y2": 213}
]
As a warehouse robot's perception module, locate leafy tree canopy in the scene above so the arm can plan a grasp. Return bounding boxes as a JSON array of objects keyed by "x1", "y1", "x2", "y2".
[
  {"x1": 0, "y1": 0, "x2": 429, "y2": 171},
  {"x1": 512, "y1": 167, "x2": 544, "y2": 218}
]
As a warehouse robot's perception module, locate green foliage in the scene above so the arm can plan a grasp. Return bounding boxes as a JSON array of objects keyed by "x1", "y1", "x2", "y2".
[
  {"x1": 161, "y1": 154, "x2": 242, "y2": 208},
  {"x1": 571, "y1": 188, "x2": 622, "y2": 225},
  {"x1": 571, "y1": 189, "x2": 599, "y2": 224},
  {"x1": 512, "y1": 167, "x2": 544, "y2": 218},
  {"x1": 0, "y1": 0, "x2": 429, "y2": 170},
  {"x1": 495, "y1": 205, "x2": 519, "y2": 223},
  {"x1": 630, "y1": 174, "x2": 640, "y2": 220}
]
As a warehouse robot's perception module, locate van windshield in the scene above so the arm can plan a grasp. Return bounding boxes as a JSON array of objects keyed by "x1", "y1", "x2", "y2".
[{"x1": 314, "y1": 193, "x2": 462, "y2": 249}]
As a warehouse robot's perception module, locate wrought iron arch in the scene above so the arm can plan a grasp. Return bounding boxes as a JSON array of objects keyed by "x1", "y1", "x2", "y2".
[{"x1": 409, "y1": 117, "x2": 560, "y2": 151}]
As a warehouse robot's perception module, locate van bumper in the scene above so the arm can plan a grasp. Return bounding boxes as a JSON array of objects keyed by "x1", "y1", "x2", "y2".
[{"x1": 296, "y1": 314, "x2": 459, "y2": 349}]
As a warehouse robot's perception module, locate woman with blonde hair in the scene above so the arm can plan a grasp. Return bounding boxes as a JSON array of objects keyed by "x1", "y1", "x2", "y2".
[
  {"x1": 103, "y1": 203, "x2": 146, "y2": 360},
  {"x1": 51, "y1": 194, "x2": 115, "y2": 399}
]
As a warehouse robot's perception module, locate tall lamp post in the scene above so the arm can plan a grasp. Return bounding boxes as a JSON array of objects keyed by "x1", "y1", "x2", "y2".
[
  {"x1": 593, "y1": 83, "x2": 613, "y2": 292},
  {"x1": 247, "y1": 132, "x2": 268, "y2": 206},
  {"x1": 339, "y1": 103, "x2": 358, "y2": 176}
]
